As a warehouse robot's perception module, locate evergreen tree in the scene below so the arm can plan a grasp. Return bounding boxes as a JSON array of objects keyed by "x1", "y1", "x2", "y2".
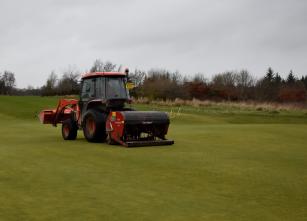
[
  {"x1": 286, "y1": 70, "x2": 296, "y2": 84},
  {"x1": 301, "y1": 75, "x2": 307, "y2": 89},
  {"x1": 264, "y1": 67, "x2": 274, "y2": 82},
  {"x1": 273, "y1": 72, "x2": 282, "y2": 85}
]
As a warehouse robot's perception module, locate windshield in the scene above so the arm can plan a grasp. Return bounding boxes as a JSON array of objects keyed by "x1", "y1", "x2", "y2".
[{"x1": 106, "y1": 77, "x2": 128, "y2": 99}]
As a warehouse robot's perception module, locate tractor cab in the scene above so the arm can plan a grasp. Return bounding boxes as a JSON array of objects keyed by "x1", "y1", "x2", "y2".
[{"x1": 79, "y1": 71, "x2": 131, "y2": 115}]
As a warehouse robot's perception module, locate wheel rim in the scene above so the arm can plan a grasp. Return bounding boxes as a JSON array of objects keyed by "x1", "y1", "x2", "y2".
[
  {"x1": 63, "y1": 124, "x2": 70, "y2": 137},
  {"x1": 86, "y1": 117, "x2": 96, "y2": 136}
]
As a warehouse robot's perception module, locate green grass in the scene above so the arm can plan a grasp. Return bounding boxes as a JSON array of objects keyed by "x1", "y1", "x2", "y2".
[{"x1": 0, "y1": 96, "x2": 306, "y2": 221}]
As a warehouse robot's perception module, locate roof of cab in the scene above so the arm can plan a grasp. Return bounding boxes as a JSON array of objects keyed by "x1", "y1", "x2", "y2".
[{"x1": 81, "y1": 72, "x2": 126, "y2": 79}]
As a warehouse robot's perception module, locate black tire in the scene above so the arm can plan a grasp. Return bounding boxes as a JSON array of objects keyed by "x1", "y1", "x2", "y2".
[
  {"x1": 83, "y1": 109, "x2": 107, "y2": 142},
  {"x1": 62, "y1": 118, "x2": 78, "y2": 140}
]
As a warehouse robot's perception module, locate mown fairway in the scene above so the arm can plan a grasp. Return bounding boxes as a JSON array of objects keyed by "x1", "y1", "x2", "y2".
[{"x1": 0, "y1": 96, "x2": 306, "y2": 221}]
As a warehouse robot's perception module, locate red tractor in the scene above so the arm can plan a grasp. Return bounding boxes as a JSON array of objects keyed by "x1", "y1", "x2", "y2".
[{"x1": 39, "y1": 69, "x2": 174, "y2": 147}]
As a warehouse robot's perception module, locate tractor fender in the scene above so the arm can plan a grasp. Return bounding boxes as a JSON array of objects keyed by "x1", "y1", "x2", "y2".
[{"x1": 85, "y1": 99, "x2": 106, "y2": 112}]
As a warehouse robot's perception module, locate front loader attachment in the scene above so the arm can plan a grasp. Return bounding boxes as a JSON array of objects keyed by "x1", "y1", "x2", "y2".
[
  {"x1": 106, "y1": 111, "x2": 174, "y2": 147},
  {"x1": 39, "y1": 99, "x2": 79, "y2": 126}
]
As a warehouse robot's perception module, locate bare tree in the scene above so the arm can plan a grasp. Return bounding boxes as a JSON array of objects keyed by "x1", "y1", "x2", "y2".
[
  {"x1": 211, "y1": 71, "x2": 237, "y2": 100},
  {"x1": 128, "y1": 69, "x2": 146, "y2": 98},
  {"x1": 184, "y1": 73, "x2": 209, "y2": 100},
  {"x1": 236, "y1": 70, "x2": 254, "y2": 87},
  {"x1": 0, "y1": 71, "x2": 16, "y2": 94},
  {"x1": 141, "y1": 69, "x2": 185, "y2": 100},
  {"x1": 0, "y1": 72, "x2": 4, "y2": 94},
  {"x1": 57, "y1": 68, "x2": 80, "y2": 95},
  {"x1": 129, "y1": 69, "x2": 146, "y2": 87},
  {"x1": 193, "y1": 73, "x2": 207, "y2": 83},
  {"x1": 103, "y1": 61, "x2": 117, "y2": 72},
  {"x1": 41, "y1": 71, "x2": 58, "y2": 96},
  {"x1": 212, "y1": 71, "x2": 236, "y2": 87},
  {"x1": 235, "y1": 70, "x2": 254, "y2": 100},
  {"x1": 90, "y1": 59, "x2": 117, "y2": 72}
]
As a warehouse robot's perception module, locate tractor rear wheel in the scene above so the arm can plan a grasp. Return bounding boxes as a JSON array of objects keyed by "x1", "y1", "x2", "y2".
[
  {"x1": 83, "y1": 110, "x2": 107, "y2": 142},
  {"x1": 62, "y1": 118, "x2": 78, "y2": 140}
]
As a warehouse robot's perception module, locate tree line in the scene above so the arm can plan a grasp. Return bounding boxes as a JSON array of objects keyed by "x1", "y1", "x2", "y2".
[
  {"x1": 133, "y1": 67, "x2": 307, "y2": 102},
  {"x1": 1, "y1": 59, "x2": 307, "y2": 102}
]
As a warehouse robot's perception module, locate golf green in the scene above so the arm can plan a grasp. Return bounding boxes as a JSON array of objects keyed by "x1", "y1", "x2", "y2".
[{"x1": 0, "y1": 96, "x2": 306, "y2": 221}]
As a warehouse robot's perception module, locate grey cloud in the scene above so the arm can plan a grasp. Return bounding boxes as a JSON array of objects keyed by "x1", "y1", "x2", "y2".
[{"x1": 0, "y1": 0, "x2": 306, "y2": 87}]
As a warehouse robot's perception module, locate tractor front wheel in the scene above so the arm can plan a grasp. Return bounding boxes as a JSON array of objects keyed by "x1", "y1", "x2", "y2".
[{"x1": 62, "y1": 118, "x2": 78, "y2": 140}]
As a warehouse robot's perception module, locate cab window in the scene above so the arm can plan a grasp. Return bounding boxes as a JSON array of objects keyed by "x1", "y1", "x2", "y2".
[
  {"x1": 95, "y1": 77, "x2": 106, "y2": 99},
  {"x1": 106, "y1": 77, "x2": 127, "y2": 99},
  {"x1": 81, "y1": 79, "x2": 95, "y2": 101}
]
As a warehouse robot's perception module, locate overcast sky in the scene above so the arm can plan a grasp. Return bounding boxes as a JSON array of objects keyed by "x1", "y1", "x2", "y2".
[{"x1": 0, "y1": 0, "x2": 306, "y2": 88}]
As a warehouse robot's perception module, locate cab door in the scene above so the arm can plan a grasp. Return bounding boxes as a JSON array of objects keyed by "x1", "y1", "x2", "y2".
[{"x1": 79, "y1": 78, "x2": 96, "y2": 117}]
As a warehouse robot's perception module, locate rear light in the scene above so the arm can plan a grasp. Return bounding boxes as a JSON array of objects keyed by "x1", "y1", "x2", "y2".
[{"x1": 111, "y1": 112, "x2": 116, "y2": 121}]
